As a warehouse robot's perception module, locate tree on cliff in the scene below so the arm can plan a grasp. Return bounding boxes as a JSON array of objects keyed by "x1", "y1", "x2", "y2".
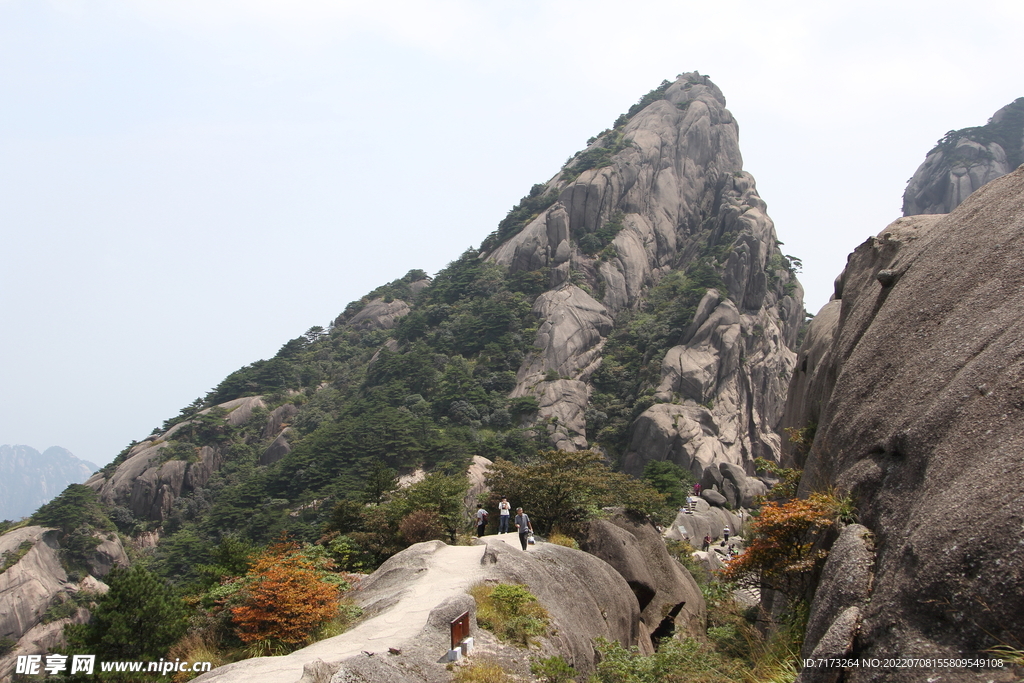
[{"x1": 64, "y1": 564, "x2": 188, "y2": 662}]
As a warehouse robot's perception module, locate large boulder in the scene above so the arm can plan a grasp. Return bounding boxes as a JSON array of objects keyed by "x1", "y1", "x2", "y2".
[
  {"x1": 798, "y1": 524, "x2": 875, "y2": 679},
  {"x1": 785, "y1": 167, "x2": 1024, "y2": 682},
  {"x1": 581, "y1": 510, "x2": 705, "y2": 644},
  {"x1": 664, "y1": 499, "x2": 741, "y2": 546}
]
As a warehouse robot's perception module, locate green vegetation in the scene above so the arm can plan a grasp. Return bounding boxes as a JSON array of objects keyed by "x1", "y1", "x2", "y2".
[
  {"x1": 531, "y1": 655, "x2": 577, "y2": 683},
  {"x1": 484, "y1": 450, "x2": 666, "y2": 535},
  {"x1": 575, "y1": 211, "x2": 625, "y2": 256},
  {"x1": 0, "y1": 540, "x2": 32, "y2": 575},
  {"x1": 480, "y1": 184, "x2": 561, "y2": 253},
  {"x1": 470, "y1": 583, "x2": 549, "y2": 646},
  {"x1": 591, "y1": 636, "x2": 743, "y2": 683},
  {"x1": 451, "y1": 660, "x2": 515, "y2": 683},
  {"x1": 642, "y1": 460, "x2": 696, "y2": 509},
  {"x1": 929, "y1": 97, "x2": 1024, "y2": 170},
  {"x1": 32, "y1": 485, "x2": 113, "y2": 535},
  {"x1": 589, "y1": 260, "x2": 727, "y2": 459},
  {"x1": 64, "y1": 565, "x2": 188, "y2": 663},
  {"x1": 753, "y1": 456, "x2": 803, "y2": 501}
]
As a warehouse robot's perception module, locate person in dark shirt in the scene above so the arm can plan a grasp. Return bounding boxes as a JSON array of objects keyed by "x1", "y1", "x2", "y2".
[
  {"x1": 514, "y1": 507, "x2": 533, "y2": 550},
  {"x1": 476, "y1": 504, "x2": 488, "y2": 537}
]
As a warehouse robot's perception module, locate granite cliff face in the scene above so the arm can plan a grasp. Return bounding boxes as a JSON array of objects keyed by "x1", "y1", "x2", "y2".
[
  {"x1": 785, "y1": 168, "x2": 1024, "y2": 682},
  {"x1": 903, "y1": 98, "x2": 1024, "y2": 216},
  {"x1": 488, "y1": 72, "x2": 803, "y2": 476},
  {"x1": 0, "y1": 525, "x2": 127, "y2": 680}
]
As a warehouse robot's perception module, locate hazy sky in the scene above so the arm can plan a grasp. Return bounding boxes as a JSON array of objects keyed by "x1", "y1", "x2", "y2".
[{"x1": 2, "y1": 0, "x2": 1022, "y2": 467}]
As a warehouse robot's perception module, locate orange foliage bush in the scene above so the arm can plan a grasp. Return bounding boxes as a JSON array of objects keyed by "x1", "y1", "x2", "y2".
[
  {"x1": 231, "y1": 539, "x2": 340, "y2": 646},
  {"x1": 723, "y1": 493, "x2": 840, "y2": 600}
]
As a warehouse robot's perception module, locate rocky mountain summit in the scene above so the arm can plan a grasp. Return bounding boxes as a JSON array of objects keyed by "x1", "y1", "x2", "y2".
[
  {"x1": 0, "y1": 445, "x2": 98, "y2": 521},
  {"x1": 903, "y1": 98, "x2": 1024, "y2": 216},
  {"x1": 487, "y1": 72, "x2": 803, "y2": 475},
  {"x1": 784, "y1": 167, "x2": 1024, "y2": 682}
]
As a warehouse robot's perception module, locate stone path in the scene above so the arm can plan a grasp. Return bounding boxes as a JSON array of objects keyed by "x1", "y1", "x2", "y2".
[
  {"x1": 194, "y1": 536, "x2": 543, "y2": 682},
  {"x1": 194, "y1": 543, "x2": 490, "y2": 682}
]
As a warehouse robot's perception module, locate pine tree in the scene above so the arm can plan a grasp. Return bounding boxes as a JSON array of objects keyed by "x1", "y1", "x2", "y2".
[{"x1": 66, "y1": 564, "x2": 187, "y2": 661}]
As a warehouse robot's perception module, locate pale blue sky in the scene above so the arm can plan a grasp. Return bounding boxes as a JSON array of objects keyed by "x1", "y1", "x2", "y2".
[{"x1": 2, "y1": 0, "x2": 1022, "y2": 467}]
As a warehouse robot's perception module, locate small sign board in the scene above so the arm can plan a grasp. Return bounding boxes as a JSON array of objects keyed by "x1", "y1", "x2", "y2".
[{"x1": 450, "y1": 611, "x2": 470, "y2": 650}]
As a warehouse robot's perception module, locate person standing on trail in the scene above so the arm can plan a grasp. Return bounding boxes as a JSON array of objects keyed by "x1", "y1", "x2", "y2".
[
  {"x1": 514, "y1": 507, "x2": 533, "y2": 550},
  {"x1": 722, "y1": 526, "x2": 730, "y2": 542},
  {"x1": 476, "y1": 504, "x2": 489, "y2": 537},
  {"x1": 702, "y1": 534, "x2": 711, "y2": 551},
  {"x1": 497, "y1": 497, "x2": 511, "y2": 534}
]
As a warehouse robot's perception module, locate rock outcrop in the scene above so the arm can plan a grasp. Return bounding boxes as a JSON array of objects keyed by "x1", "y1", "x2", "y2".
[
  {"x1": 86, "y1": 395, "x2": 295, "y2": 522},
  {"x1": 581, "y1": 510, "x2": 704, "y2": 648},
  {"x1": 784, "y1": 167, "x2": 1024, "y2": 682},
  {"x1": 346, "y1": 298, "x2": 412, "y2": 331},
  {"x1": 488, "y1": 72, "x2": 803, "y2": 476},
  {"x1": 0, "y1": 526, "x2": 122, "y2": 680},
  {"x1": 903, "y1": 97, "x2": 1024, "y2": 216}
]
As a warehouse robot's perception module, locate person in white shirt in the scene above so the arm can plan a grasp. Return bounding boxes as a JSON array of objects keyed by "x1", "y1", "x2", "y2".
[{"x1": 497, "y1": 497, "x2": 511, "y2": 533}]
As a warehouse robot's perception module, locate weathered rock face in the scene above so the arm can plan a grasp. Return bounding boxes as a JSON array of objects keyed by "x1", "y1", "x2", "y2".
[
  {"x1": 903, "y1": 97, "x2": 1024, "y2": 216},
  {"x1": 581, "y1": 510, "x2": 705, "y2": 647},
  {"x1": 86, "y1": 395, "x2": 291, "y2": 522},
  {"x1": 488, "y1": 72, "x2": 803, "y2": 476},
  {"x1": 346, "y1": 298, "x2": 412, "y2": 331},
  {"x1": 784, "y1": 168, "x2": 1024, "y2": 682},
  {"x1": 0, "y1": 526, "x2": 120, "y2": 680},
  {"x1": 798, "y1": 524, "x2": 874, "y2": 680}
]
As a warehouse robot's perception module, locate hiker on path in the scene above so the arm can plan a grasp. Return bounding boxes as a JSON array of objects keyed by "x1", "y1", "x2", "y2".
[
  {"x1": 476, "y1": 504, "x2": 489, "y2": 537},
  {"x1": 723, "y1": 526, "x2": 730, "y2": 542},
  {"x1": 497, "y1": 497, "x2": 511, "y2": 534},
  {"x1": 514, "y1": 507, "x2": 534, "y2": 550},
  {"x1": 702, "y1": 534, "x2": 711, "y2": 551}
]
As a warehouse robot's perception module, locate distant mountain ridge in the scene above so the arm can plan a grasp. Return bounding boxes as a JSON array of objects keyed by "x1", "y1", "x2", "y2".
[{"x1": 0, "y1": 445, "x2": 98, "y2": 520}]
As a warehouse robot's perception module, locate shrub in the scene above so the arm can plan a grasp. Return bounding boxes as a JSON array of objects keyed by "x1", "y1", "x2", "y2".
[
  {"x1": 723, "y1": 492, "x2": 848, "y2": 602},
  {"x1": 591, "y1": 636, "x2": 742, "y2": 683},
  {"x1": 451, "y1": 660, "x2": 514, "y2": 683},
  {"x1": 398, "y1": 509, "x2": 443, "y2": 544},
  {"x1": 231, "y1": 539, "x2": 341, "y2": 648},
  {"x1": 546, "y1": 532, "x2": 578, "y2": 550},
  {"x1": 469, "y1": 583, "x2": 549, "y2": 646},
  {"x1": 531, "y1": 655, "x2": 576, "y2": 682},
  {"x1": 0, "y1": 540, "x2": 33, "y2": 574}
]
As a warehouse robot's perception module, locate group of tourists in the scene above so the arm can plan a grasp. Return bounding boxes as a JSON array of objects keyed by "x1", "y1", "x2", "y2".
[{"x1": 475, "y1": 497, "x2": 535, "y2": 550}]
